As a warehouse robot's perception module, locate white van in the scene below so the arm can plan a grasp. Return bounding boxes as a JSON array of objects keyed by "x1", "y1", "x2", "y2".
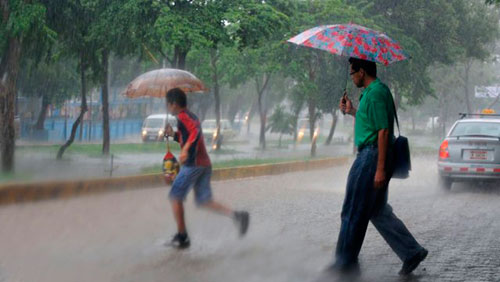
[
  {"x1": 141, "y1": 114, "x2": 176, "y2": 142},
  {"x1": 202, "y1": 119, "x2": 236, "y2": 142}
]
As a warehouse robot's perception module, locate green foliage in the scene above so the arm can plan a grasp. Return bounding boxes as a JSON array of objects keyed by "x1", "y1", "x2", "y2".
[
  {"x1": 225, "y1": 1, "x2": 288, "y2": 48},
  {"x1": 1, "y1": 0, "x2": 55, "y2": 64},
  {"x1": 1, "y1": 1, "x2": 54, "y2": 41},
  {"x1": 316, "y1": 55, "x2": 349, "y2": 114},
  {"x1": 267, "y1": 105, "x2": 295, "y2": 136},
  {"x1": 152, "y1": 1, "x2": 204, "y2": 55},
  {"x1": 6, "y1": 0, "x2": 500, "y2": 152},
  {"x1": 18, "y1": 55, "x2": 79, "y2": 106},
  {"x1": 343, "y1": 0, "x2": 499, "y2": 107},
  {"x1": 150, "y1": 0, "x2": 288, "y2": 68},
  {"x1": 455, "y1": 1, "x2": 499, "y2": 60},
  {"x1": 283, "y1": 0, "x2": 367, "y2": 122}
]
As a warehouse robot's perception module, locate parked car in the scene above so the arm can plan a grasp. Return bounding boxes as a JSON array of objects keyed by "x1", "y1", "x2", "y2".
[
  {"x1": 296, "y1": 118, "x2": 322, "y2": 141},
  {"x1": 437, "y1": 114, "x2": 500, "y2": 190},
  {"x1": 202, "y1": 119, "x2": 236, "y2": 143},
  {"x1": 141, "y1": 114, "x2": 176, "y2": 142}
]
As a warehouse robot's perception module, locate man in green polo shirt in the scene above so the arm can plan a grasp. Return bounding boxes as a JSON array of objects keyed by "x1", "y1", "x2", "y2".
[{"x1": 331, "y1": 58, "x2": 427, "y2": 276}]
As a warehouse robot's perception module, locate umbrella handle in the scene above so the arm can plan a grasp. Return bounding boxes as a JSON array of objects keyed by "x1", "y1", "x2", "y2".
[
  {"x1": 166, "y1": 136, "x2": 171, "y2": 153},
  {"x1": 166, "y1": 110, "x2": 171, "y2": 153}
]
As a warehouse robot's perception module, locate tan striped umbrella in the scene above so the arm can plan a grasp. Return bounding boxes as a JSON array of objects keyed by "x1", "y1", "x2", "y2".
[{"x1": 123, "y1": 68, "x2": 207, "y2": 98}]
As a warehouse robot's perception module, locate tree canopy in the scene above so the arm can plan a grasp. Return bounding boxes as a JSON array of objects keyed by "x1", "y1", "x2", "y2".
[{"x1": 3, "y1": 0, "x2": 500, "y2": 171}]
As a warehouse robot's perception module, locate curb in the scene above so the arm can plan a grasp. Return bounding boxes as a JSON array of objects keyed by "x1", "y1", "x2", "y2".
[{"x1": 0, "y1": 156, "x2": 349, "y2": 206}]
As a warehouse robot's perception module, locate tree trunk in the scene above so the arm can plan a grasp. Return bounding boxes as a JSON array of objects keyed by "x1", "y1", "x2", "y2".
[
  {"x1": 174, "y1": 46, "x2": 187, "y2": 70},
  {"x1": 0, "y1": 36, "x2": 21, "y2": 172},
  {"x1": 439, "y1": 92, "x2": 450, "y2": 139},
  {"x1": 259, "y1": 109, "x2": 266, "y2": 150},
  {"x1": 101, "y1": 50, "x2": 110, "y2": 155},
  {"x1": 178, "y1": 50, "x2": 187, "y2": 70},
  {"x1": 88, "y1": 91, "x2": 92, "y2": 141},
  {"x1": 246, "y1": 100, "x2": 257, "y2": 134},
  {"x1": 308, "y1": 100, "x2": 316, "y2": 141},
  {"x1": 57, "y1": 56, "x2": 88, "y2": 160},
  {"x1": 325, "y1": 110, "x2": 338, "y2": 145},
  {"x1": 293, "y1": 116, "x2": 299, "y2": 142},
  {"x1": 307, "y1": 58, "x2": 316, "y2": 141},
  {"x1": 311, "y1": 137, "x2": 317, "y2": 157},
  {"x1": 210, "y1": 49, "x2": 222, "y2": 151},
  {"x1": 78, "y1": 106, "x2": 83, "y2": 141},
  {"x1": 486, "y1": 93, "x2": 500, "y2": 109},
  {"x1": 257, "y1": 84, "x2": 265, "y2": 149},
  {"x1": 256, "y1": 74, "x2": 271, "y2": 150},
  {"x1": 34, "y1": 94, "x2": 49, "y2": 130},
  {"x1": 463, "y1": 60, "x2": 472, "y2": 113}
]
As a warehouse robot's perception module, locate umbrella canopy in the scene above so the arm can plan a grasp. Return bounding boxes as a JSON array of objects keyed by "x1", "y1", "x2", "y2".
[
  {"x1": 288, "y1": 24, "x2": 408, "y2": 65},
  {"x1": 124, "y1": 68, "x2": 207, "y2": 98}
]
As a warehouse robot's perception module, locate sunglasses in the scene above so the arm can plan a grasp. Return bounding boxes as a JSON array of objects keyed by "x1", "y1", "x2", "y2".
[{"x1": 349, "y1": 70, "x2": 359, "y2": 76}]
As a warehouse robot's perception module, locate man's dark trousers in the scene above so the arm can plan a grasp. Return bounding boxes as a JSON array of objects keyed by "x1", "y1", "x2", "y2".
[{"x1": 335, "y1": 145, "x2": 424, "y2": 267}]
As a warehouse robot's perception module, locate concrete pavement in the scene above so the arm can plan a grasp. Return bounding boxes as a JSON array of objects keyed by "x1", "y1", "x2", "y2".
[{"x1": 1, "y1": 156, "x2": 499, "y2": 282}]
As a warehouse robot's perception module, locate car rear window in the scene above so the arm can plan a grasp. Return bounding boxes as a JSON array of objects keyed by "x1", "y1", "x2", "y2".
[{"x1": 450, "y1": 122, "x2": 500, "y2": 137}]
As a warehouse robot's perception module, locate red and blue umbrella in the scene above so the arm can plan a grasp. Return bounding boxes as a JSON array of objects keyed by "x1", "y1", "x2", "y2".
[{"x1": 288, "y1": 24, "x2": 408, "y2": 66}]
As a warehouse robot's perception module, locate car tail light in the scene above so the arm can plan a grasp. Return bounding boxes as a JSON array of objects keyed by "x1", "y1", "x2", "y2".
[{"x1": 439, "y1": 140, "x2": 449, "y2": 159}]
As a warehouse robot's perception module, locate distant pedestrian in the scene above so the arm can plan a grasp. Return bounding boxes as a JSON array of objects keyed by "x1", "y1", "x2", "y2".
[
  {"x1": 164, "y1": 88, "x2": 249, "y2": 249},
  {"x1": 333, "y1": 58, "x2": 427, "y2": 275}
]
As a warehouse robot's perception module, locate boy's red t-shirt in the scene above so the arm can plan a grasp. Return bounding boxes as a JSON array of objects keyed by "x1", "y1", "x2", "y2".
[{"x1": 173, "y1": 109, "x2": 211, "y2": 167}]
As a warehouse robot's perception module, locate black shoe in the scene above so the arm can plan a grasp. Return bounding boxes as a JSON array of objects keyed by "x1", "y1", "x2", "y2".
[
  {"x1": 399, "y1": 248, "x2": 428, "y2": 275},
  {"x1": 234, "y1": 211, "x2": 250, "y2": 237},
  {"x1": 168, "y1": 233, "x2": 190, "y2": 249}
]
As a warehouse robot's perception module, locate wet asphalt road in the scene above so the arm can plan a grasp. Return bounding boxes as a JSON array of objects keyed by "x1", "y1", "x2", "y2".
[{"x1": 1, "y1": 155, "x2": 499, "y2": 282}]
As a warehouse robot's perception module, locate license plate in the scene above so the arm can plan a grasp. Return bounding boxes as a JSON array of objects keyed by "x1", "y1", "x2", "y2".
[{"x1": 464, "y1": 150, "x2": 490, "y2": 161}]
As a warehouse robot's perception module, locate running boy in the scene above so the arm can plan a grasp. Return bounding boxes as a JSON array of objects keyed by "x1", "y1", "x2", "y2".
[{"x1": 164, "y1": 88, "x2": 250, "y2": 249}]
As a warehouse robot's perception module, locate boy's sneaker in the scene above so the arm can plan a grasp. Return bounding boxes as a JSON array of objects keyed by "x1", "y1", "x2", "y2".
[
  {"x1": 399, "y1": 248, "x2": 428, "y2": 275},
  {"x1": 233, "y1": 211, "x2": 250, "y2": 237},
  {"x1": 168, "y1": 233, "x2": 190, "y2": 249}
]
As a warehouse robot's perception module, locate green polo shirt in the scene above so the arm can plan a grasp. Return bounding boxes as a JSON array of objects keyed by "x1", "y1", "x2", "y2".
[{"x1": 354, "y1": 78, "x2": 395, "y2": 148}]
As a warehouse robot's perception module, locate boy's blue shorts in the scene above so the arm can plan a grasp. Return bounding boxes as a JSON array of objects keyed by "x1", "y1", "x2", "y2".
[{"x1": 169, "y1": 166, "x2": 213, "y2": 205}]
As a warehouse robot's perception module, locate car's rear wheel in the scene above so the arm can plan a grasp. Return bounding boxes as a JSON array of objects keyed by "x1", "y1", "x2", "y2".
[{"x1": 439, "y1": 176, "x2": 452, "y2": 190}]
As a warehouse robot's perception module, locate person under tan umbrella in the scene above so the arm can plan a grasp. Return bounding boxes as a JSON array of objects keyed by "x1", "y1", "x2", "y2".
[
  {"x1": 124, "y1": 71, "x2": 249, "y2": 249},
  {"x1": 123, "y1": 68, "x2": 208, "y2": 186}
]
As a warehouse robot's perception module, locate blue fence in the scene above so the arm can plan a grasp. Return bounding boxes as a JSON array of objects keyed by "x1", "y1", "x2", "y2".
[{"x1": 21, "y1": 118, "x2": 143, "y2": 142}]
